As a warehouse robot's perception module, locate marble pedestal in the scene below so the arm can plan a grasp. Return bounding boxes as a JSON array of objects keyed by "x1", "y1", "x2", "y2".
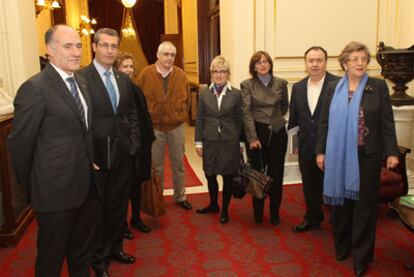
[{"x1": 392, "y1": 105, "x2": 414, "y2": 189}]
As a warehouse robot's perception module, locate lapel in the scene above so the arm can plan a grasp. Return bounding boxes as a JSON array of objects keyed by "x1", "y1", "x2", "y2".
[
  {"x1": 299, "y1": 77, "x2": 313, "y2": 117},
  {"x1": 113, "y1": 69, "x2": 124, "y2": 114},
  {"x1": 88, "y1": 64, "x2": 117, "y2": 115},
  {"x1": 207, "y1": 88, "x2": 219, "y2": 112},
  {"x1": 361, "y1": 77, "x2": 376, "y2": 108},
  {"x1": 44, "y1": 64, "x2": 88, "y2": 130},
  {"x1": 75, "y1": 72, "x2": 92, "y2": 129},
  {"x1": 313, "y1": 73, "x2": 332, "y2": 117}
]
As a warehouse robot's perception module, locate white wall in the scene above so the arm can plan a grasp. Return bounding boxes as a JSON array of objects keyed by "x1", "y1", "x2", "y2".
[{"x1": 0, "y1": 0, "x2": 40, "y2": 97}]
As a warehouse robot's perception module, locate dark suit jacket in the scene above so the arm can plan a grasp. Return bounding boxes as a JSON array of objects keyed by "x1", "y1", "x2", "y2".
[
  {"x1": 132, "y1": 83, "x2": 155, "y2": 182},
  {"x1": 316, "y1": 77, "x2": 399, "y2": 157},
  {"x1": 79, "y1": 64, "x2": 140, "y2": 170},
  {"x1": 8, "y1": 63, "x2": 94, "y2": 213},
  {"x1": 288, "y1": 72, "x2": 339, "y2": 160},
  {"x1": 195, "y1": 86, "x2": 242, "y2": 142}
]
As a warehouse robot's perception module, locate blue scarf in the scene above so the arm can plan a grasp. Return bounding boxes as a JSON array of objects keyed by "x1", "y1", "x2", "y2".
[{"x1": 323, "y1": 73, "x2": 368, "y2": 206}]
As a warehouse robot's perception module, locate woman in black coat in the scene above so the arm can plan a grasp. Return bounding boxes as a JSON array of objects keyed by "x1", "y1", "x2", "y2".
[
  {"x1": 316, "y1": 42, "x2": 399, "y2": 276},
  {"x1": 195, "y1": 55, "x2": 243, "y2": 224},
  {"x1": 116, "y1": 52, "x2": 155, "y2": 237}
]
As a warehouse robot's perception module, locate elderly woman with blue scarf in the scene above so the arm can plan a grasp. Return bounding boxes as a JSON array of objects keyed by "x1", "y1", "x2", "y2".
[{"x1": 316, "y1": 41, "x2": 399, "y2": 277}]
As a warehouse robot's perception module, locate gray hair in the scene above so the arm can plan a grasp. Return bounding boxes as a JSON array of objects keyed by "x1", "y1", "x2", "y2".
[
  {"x1": 157, "y1": 41, "x2": 176, "y2": 55},
  {"x1": 93, "y1": 28, "x2": 119, "y2": 44}
]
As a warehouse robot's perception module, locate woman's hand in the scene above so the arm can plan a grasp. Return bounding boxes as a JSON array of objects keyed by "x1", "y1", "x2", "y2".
[
  {"x1": 316, "y1": 154, "x2": 325, "y2": 171},
  {"x1": 249, "y1": 140, "x2": 262, "y2": 149},
  {"x1": 195, "y1": 147, "x2": 203, "y2": 157},
  {"x1": 386, "y1": 155, "x2": 399, "y2": 169}
]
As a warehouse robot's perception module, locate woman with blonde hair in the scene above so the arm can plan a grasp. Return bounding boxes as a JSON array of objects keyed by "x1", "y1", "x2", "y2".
[{"x1": 195, "y1": 55, "x2": 243, "y2": 224}]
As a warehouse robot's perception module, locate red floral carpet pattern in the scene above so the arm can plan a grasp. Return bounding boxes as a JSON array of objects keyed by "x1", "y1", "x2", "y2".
[{"x1": 1, "y1": 185, "x2": 413, "y2": 276}]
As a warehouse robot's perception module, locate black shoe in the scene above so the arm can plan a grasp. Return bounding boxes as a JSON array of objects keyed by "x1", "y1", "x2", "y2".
[
  {"x1": 270, "y1": 216, "x2": 280, "y2": 226},
  {"x1": 254, "y1": 216, "x2": 263, "y2": 225},
  {"x1": 353, "y1": 263, "x2": 367, "y2": 277},
  {"x1": 292, "y1": 221, "x2": 319, "y2": 233},
  {"x1": 131, "y1": 220, "x2": 151, "y2": 233},
  {"x1": 94, "y1": 269, "x2": 110, "y2": 277},
  {"x1": 177, "y1": 200, "x2": 192, "y2": 210},
  {"x1": 112, "y1": 251, "x2": 136, "y2": 264},
  {"x1": 196, "y1": 205, "x2": 219, "y2": 214},
  {"x1": 220, "y1": 211, "x2": 229, "y2": 224},
  {"x1": 335, "y1": 253, "x2": 348, "y2": 262},
  {"x1": 122, "y1": 228, "x2": 134, "y2": 240}
]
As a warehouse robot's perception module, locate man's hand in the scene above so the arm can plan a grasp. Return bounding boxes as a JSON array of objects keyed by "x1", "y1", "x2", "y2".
[
  {"x1": 386, "y1": 155, "x2": 399, "y2": 169},
  {"x1": 316, "y1": 154, "x2": 325, "y2": 171}
]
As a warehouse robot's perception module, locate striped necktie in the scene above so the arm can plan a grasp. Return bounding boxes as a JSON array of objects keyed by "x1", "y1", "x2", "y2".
[
  {"x1": 66, "y1": 77, "x2": 86, "y2": 123},
  {"x1": 104, "y1": 71, "x2": 118, "y2": 112}
]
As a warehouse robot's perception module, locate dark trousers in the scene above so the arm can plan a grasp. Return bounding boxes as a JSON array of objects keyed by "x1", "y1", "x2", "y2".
[
  {"x1": 35, "y1": 184, "x2": 98, "y2": 277},
  {"x1": 129, "y1": 181, "x2": 143, "y2": 223},
  {"x1": 299, "y1": 158, "x2": 324, "y2": 225},
  {"x1": 92, "y1": 154, "x2": 133, "y2": 272},
  {"x1": 332, "y1": 152, "x2": 382, "y2": 265},
  {"x1": 247, "y1": 123, "x2": 287, "y2": 220},
  {"x1": 205, "y1": 173, "x2": 233, "y2": 212}
]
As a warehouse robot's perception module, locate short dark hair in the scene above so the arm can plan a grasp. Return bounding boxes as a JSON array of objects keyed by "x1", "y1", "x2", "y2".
[
  {"x1": 93, "y1": 28, "x2": 119, "y2": 44},
  {"x1": 304, "y1": 46, "x2": 328, "y2": 60},
  {"x1": 45, "y1": 24, "x2": 68, "y2": 44},
  {"x1": 248, "y1": 51, "x2": 273, "y2": 77}
]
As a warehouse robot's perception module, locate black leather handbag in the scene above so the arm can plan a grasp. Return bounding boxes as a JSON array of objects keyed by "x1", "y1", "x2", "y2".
[{"x1": 233, "y1": 153, "x2": 272, "y2": 199}]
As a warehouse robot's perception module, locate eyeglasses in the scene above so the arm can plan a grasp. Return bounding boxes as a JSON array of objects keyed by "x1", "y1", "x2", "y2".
[
  {"x1": 97, "y1": 43, "x2": 119, "y2": 50},
  {"x1": 348, "y1": 57, "x2": 369, "y2": 64},
  {"x1": 211, "y1": 70, "x2": 228, "y2": 75},
  {"x1": 255, "y1": 60, "x2": 269, "y2": 65}
]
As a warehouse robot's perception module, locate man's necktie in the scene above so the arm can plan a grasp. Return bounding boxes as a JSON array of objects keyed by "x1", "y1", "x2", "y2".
[
  {"x1": 104, "y1": 71, "x2": 118, "y2": 112},
  {"x1": 66, "y1": 77, "x2": 86, "y2": 123}
]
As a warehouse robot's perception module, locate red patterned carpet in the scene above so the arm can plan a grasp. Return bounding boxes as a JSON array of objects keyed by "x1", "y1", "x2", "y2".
[
  {"x1": 1, "y1": 185, "x2": 413, "y2": 276},
  {"x1": 163, "y1": 154, "x2": 202, "y2": 189}
]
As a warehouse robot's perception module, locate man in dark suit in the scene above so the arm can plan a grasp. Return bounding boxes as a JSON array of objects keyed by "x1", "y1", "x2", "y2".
[
  {"x1": 288, "y1": 46, "x2": 339, "y2": 233},
  {"x1": 78, "y1": 28, "x2": 140, "y2": 276},
  {"x1": 8, "y1": 25, "x2": 97, "y2": 276}
]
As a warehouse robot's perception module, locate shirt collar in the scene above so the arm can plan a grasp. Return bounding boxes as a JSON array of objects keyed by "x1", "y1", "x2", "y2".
[
  {"x1": 307, "y1": 74, "x2": 326, "y2": 87},
  {"x1": 155, "y1": 62, "x2": 173, "y2": 78},
  {"x1": 93, "y1": 59, "x2": 113, "y2": 76},
  {"x1": 50, "y1": 62, "x2": 74, "y2": 81},
  {"x1": 209, "y1": 81, "x2": 232, "y2": 91}
]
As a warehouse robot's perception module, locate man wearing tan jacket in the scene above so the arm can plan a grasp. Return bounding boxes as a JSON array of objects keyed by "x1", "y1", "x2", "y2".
[{"x1": 137, "y1": 41, "x2": 192, "y2": 210}]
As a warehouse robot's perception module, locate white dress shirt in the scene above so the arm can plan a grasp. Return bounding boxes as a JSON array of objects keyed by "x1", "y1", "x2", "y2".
[
  {"x1": 306, "y1": 74, "x2": 325, "y2": 115},
  {"x1": 50, "y1": 62, "x2": 89, "y2": 128}
]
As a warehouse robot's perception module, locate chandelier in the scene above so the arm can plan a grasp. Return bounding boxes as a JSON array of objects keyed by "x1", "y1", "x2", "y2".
[
  {"x1": 78, "y1": 15, "x2": 97, "y2": 37},
  {"x1": 121, "y1": 9, "x2": 136, "y2": 38},
  {"x1": 35, "y1": 0, "x2": 62, "y2": 15}
]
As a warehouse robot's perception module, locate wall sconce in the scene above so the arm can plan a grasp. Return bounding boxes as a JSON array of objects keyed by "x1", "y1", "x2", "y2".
[
  {"x1": 78, "y1": 15, "x2": 97, "y2": 36},
  {"x1": 35, "y1": 0, "x2": 62, "y2": 16}
]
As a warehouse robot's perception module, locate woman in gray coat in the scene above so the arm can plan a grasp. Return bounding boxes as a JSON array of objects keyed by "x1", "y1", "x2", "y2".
[
  {"x1": 195, "y1": 56, "x2": 243, "y2": 224},
  {"x1": 241, "y1": 51, "x2": 289, "y2": 225}
]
